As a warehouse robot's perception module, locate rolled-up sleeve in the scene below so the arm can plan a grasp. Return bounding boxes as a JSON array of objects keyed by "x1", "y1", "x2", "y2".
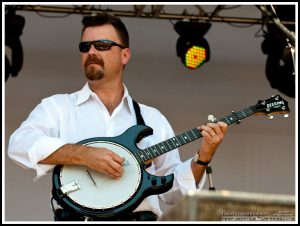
[
  {"x1": 8, "y1": 97, "x2": 67, "y2": 178},
  {"x1": 28, "y1": 136, "x2": 67, "y2": 178},
  {"x1": 158, "y1": 157, "x2": 206, "y2": 205},
  {"x1": 174, "y1": 158, "x2": 206, "y2": 192}
]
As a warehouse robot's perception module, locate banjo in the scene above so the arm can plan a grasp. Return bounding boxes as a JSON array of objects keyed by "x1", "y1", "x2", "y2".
[{"x1": 52, "y1": 95, "x2": 289, "y2": 220}]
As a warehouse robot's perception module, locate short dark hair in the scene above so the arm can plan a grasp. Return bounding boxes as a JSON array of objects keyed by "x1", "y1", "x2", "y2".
[{"x1": 81, "y1": 14, "x2": 129, "y2": 48}]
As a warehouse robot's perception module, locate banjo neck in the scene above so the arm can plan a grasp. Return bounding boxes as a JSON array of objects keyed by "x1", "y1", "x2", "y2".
[
  {"x1": 135, "y1": 93, "x2": 290, "y2": 165},
  {"x1": 134, "y1": 106, "x2": 257, "y2": 164}
]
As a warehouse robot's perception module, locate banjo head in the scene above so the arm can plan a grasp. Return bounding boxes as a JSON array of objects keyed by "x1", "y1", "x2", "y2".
[{"x1": 58, "y1": 141, "x2": 141, "y2": 210}]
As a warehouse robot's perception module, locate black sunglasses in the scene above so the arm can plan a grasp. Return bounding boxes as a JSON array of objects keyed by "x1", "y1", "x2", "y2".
[{"x1": 79, "y1": 39, "x2": 126, "y2": 53}]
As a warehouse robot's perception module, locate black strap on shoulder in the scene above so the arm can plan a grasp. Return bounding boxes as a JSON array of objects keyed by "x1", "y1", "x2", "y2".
[
  {"x1": 132, "y1": 100, "x2": 146, "y2": 126},
  {"x1": 132, "y1": 100, "x2": 152, "y2": 168}
]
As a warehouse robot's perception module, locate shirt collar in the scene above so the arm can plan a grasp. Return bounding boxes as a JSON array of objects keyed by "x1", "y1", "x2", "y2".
[
  {"x1": 76, "y1": 83, "x2": 135, "y2": 115},
  {"x1": 123, "y1": 85, "x2": 135, "y2": 115},
  {"x1": 76, "y1": 83, "x2": 93, "y2": 106}
]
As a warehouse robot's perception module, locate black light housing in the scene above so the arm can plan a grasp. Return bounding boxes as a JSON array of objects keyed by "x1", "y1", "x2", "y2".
[
  {"x1": 5, "y1": 7, "x2": 25, "y2": 81},
  {"x1": 175, "y1": 21, "x2": 211, "y2": 69},
  {"x1": 260, "y1": 5, "x2": 295, "y2": 98}
]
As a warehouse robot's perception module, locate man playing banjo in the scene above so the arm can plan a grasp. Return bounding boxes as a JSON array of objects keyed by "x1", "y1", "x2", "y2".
[{"x1": 8, "y1": 14, "x2": 227, "y2": 221}]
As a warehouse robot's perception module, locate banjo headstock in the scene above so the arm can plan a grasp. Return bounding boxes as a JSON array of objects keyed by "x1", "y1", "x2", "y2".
[{"x1": 253, "y1": 95, "x2": 290, "y2": 119}]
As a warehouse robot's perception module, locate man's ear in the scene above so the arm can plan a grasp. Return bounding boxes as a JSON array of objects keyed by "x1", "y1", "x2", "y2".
[{"x1": 121, "y1": 48, "x2": 131, "y2": 65}]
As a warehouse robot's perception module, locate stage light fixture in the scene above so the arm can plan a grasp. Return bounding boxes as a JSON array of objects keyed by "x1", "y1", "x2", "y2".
[
  {"x1": 5, "y1": 7, "x2": 25, "y2": 81},
  {"x1": 175, "y1": 21, "x2": 211, "y2": 69},
  {"x1": 260, "y1": 5, "x2": 295, "y2": 98}
]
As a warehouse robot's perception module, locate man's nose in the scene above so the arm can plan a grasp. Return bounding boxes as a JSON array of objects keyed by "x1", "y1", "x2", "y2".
[{"x1": 88, "y1": 44, "x2": 98, "y2": 54}]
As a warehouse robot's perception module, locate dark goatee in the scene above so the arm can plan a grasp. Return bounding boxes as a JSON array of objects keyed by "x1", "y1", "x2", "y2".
[
  {"x1": 85, "y1": 66, "x2": 104, "y2": 81},
  {"x1": 84, "y1": 55, "x2": 104, "y2": 81}
]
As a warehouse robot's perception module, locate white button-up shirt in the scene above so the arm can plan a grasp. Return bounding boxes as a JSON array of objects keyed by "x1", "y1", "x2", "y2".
[{"x1": 8, "y1": 83, "x2": 205, "y2": 217}]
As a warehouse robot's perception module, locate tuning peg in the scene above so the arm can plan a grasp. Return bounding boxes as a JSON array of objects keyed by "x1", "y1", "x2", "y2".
[
  {"x1": 268, "y1": 115, "x2": 274, "y2": 120},
  {"x1": 208, "y1": 115, "x2": 217, "y2": 123}
]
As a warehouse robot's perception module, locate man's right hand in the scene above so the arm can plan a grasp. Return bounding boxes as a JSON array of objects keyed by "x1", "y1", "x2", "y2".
[
  {"x1": 39, "y1": 144, "x2": 125, "y2": 179},
  {"x1": 83, "y1": 146, "x2": 125, "y2": 179}
]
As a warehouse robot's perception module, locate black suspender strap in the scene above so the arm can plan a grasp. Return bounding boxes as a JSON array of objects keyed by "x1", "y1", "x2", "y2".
[{"x1": 132, "y1": 100, "x2": 146, "y2": 126}]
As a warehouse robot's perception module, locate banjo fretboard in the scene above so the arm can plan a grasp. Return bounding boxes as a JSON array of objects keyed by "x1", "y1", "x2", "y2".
[{"x1": 134, "y1": 106, "x2": 256, "y2": 164}]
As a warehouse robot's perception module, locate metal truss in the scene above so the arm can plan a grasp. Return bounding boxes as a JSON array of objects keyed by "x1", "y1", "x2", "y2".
[{"x1": 6, "y1": 5, "x2": 295, "y2": 25}]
